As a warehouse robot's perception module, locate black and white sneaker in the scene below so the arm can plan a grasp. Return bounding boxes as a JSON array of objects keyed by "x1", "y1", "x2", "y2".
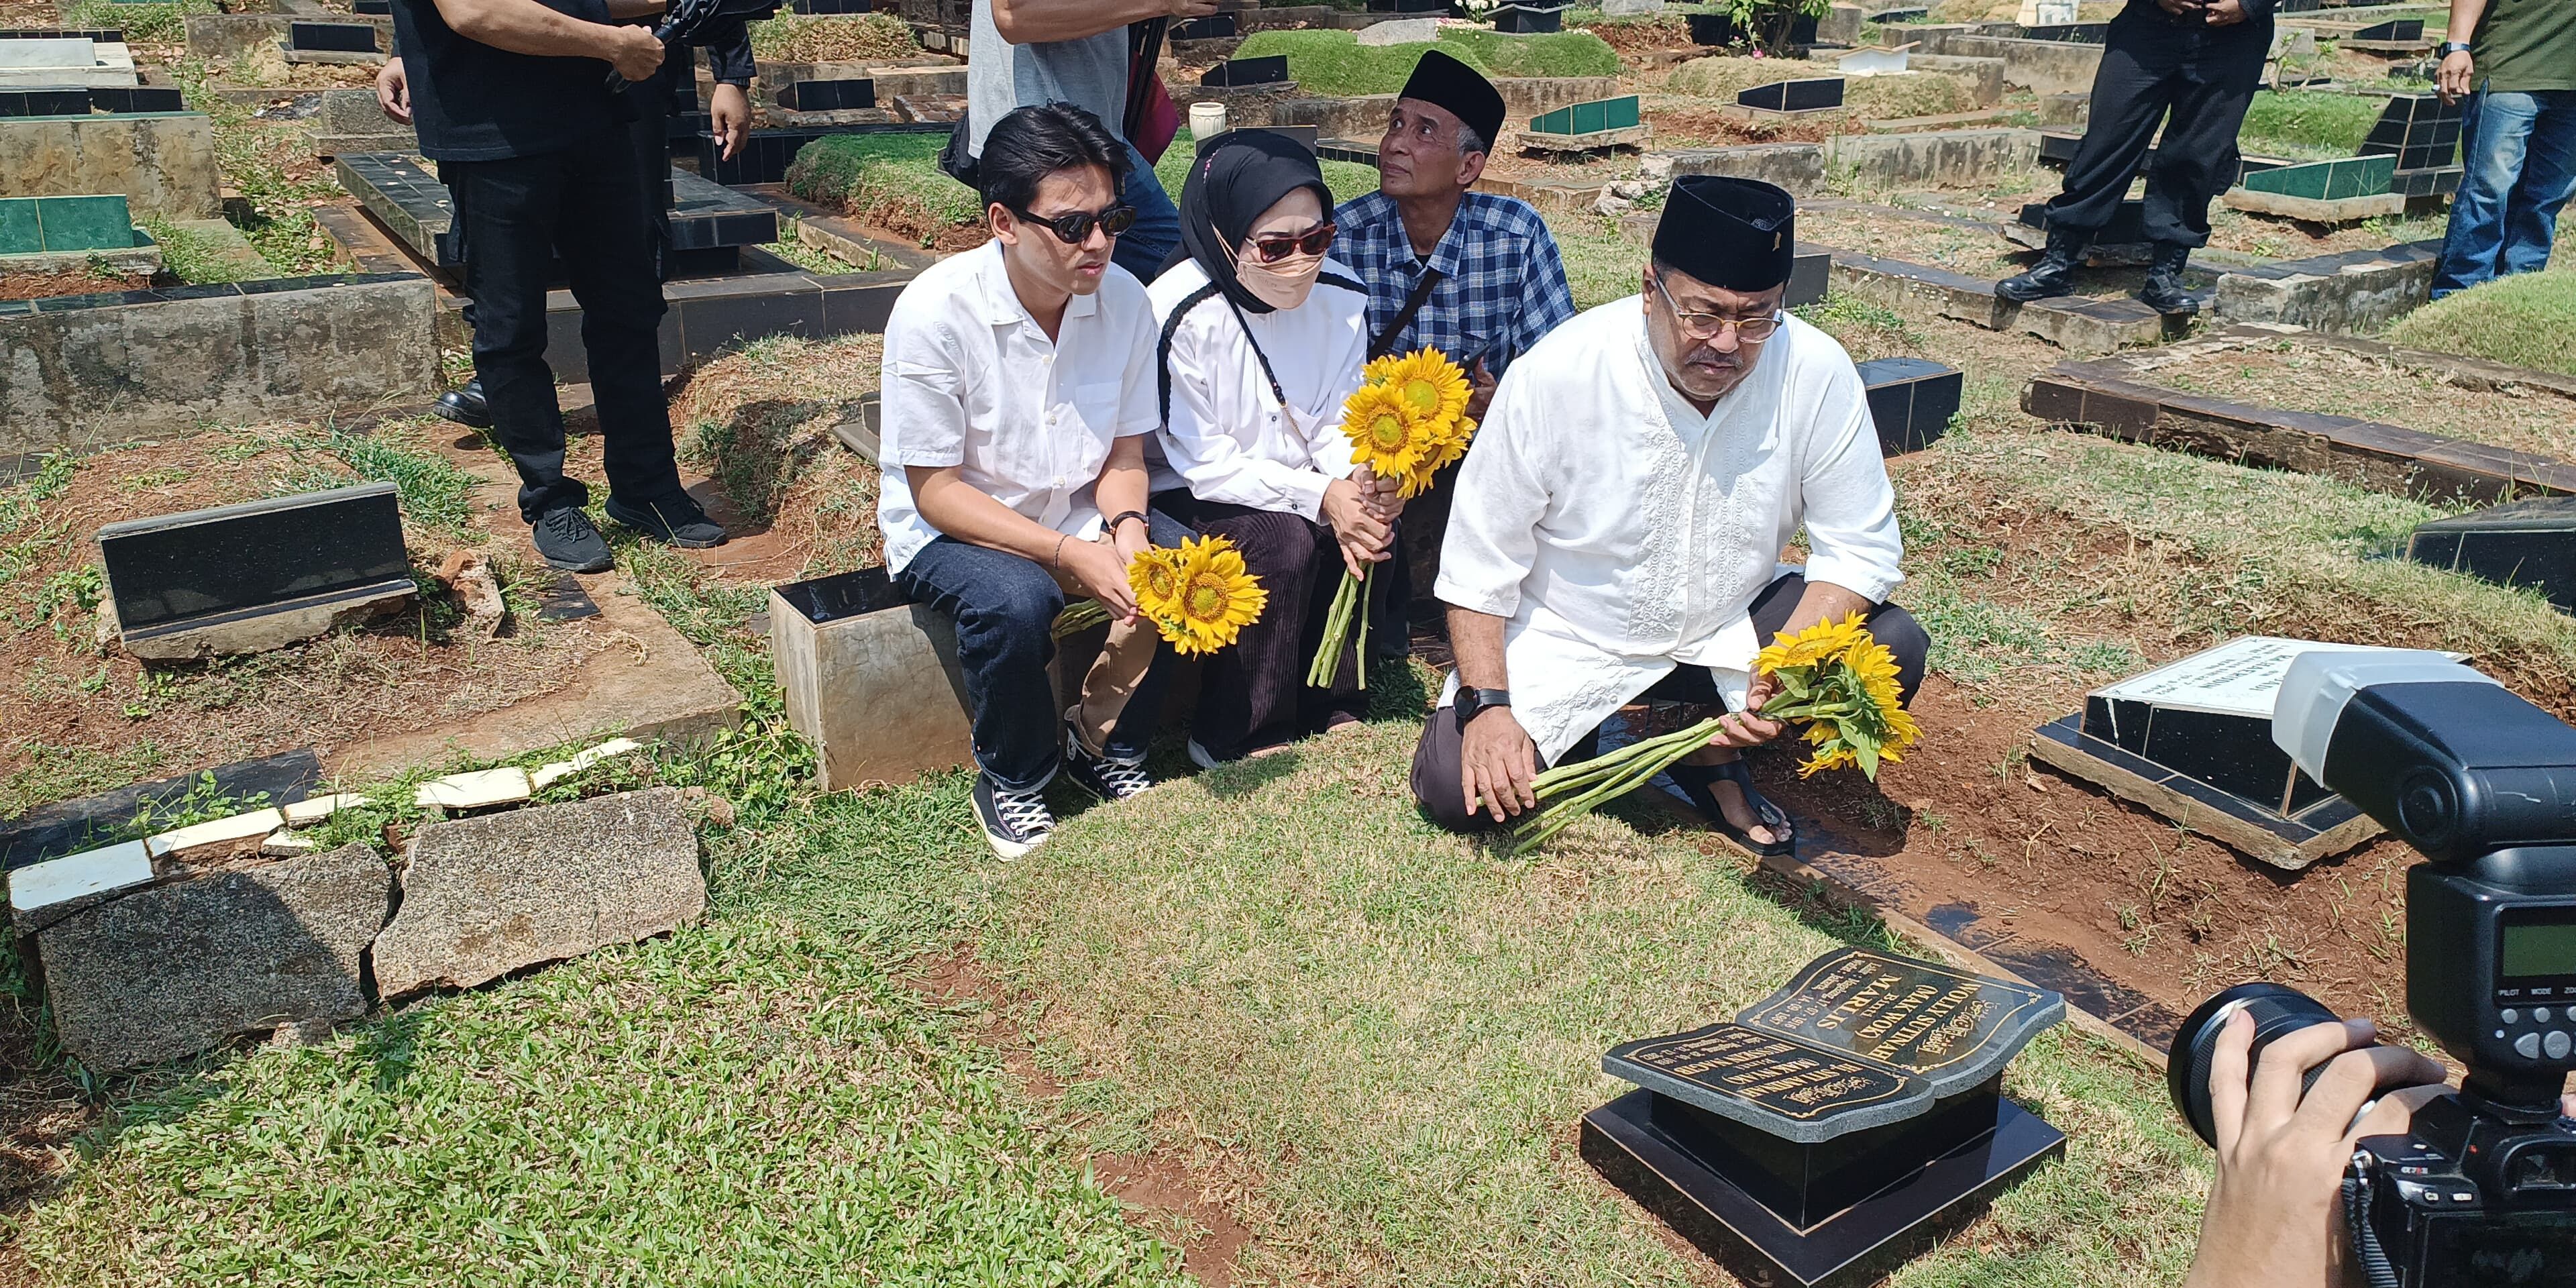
[
  {"x1": 971, "y1": 773, "x2": 1055, "y2": 859},
  {"x1": 1063, "y1": 724, "x2": 1154, "y2": 801},
  {"x1": 531, "y1": 505, "x2": 613, "y2": 574}
]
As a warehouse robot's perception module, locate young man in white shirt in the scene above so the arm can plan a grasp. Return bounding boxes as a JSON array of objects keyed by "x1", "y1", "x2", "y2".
[
  {"x1": 879, "y1": 102, "x2": 1191, "y2": 858},
  {"x1": 1409, "y1": 176, "x2": 1930, "y2": 857}
]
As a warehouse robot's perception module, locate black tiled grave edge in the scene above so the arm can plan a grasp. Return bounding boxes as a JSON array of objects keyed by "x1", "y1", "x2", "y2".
[
  {"x1": 0, "y1": 272, "x2": 416, "y2": 317},
  {"x1": 0, "y1": 748, "x2": 320, "y2": 870},
  {"x1": 0, "y1": 28, "x2": 121, "y2": 40}
]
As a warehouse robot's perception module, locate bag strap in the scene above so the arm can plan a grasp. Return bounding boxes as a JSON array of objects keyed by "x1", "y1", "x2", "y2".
[
  {"x1": 1125, "y1": 17, "x2": 1168, "y2": 142},
  {"x1": 1158, "y1": 280, "x2": 1226, "y2": 429},
  {"x1": 1368, "y1": 265, "x2": 1444, "y2": 359}
]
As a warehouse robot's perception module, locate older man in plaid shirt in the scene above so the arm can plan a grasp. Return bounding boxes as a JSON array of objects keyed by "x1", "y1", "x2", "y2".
[{"x1": 1333, "y1": 51, "x2": 1576, "y2": 638}]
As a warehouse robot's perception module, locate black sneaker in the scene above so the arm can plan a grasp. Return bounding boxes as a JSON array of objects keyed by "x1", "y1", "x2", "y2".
[
  {"x1": 433, "y1": 378, "x2": 492, "y2": 429},
  {"x1": 971, "y1": 773, "x2": 1055, "y2": 859},
  {"x1": 1063, "y1": 722, "x2": 1154, "y2": 802},
  {"x1": 531, "y1": 505, "x2": 612, "y2": 573},
  {"x1": 605, "y1": 492, "x2": 728, "y2": 549}
]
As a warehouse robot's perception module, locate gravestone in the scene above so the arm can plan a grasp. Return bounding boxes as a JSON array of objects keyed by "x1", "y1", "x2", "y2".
[
  {"x1": 769, "y1": 566, "x2": 976, "y2": 790},
  {"x1": 778, "y1": 77, "x2": 875, "y2": 112},
  {"x1": 1357, "y1": 16, "x2": 1438, "y2": 46},
  {"x1": 2027, "y1": 637, "x2": 2447, "y2": 867},
  {"x1": 1738, "y1": 77, "x2": 1845, "y2": 113},
  {"x1": 1686, "y1": 11, "x2": 1817, "y2": 44},
  {"x1": 0, "y1": 36, "x2": 116, "y2": 88},
  {"x1": 288, "y1": 20, "x2": 379, "y2": 53},
  {"x1": 1201, "y1": 55, "x2": 1289, "y2": 89},
  {"x1": 1601, "y1": 0, "x2": 1665, "y2": 15},
  {"x1": 1835, "y1": 46, "x2": 1909, "y2": 75},
  {"x1": 2406, "y1": 498, "x2": 2576, "y2": 615},
  {"x1": 0, "y1": 87, "x2": 86, "y2": 117},
  {"x1": 789, "y1": 0, "x2": 871, "y2": 11},
  {"x1": 2361, "y1": 93, "x2": 2461, "y2": 172},
  {"x1": 2016, "y1": 0, "x2": 2075, "y2": 23},
  {"x1": 1529, "y1": 95, "x2": 1642, "y2": 139},
  {"x1": 1367, "y1": 0, "x2": 1447, "y2": 10},
  {"x1": 0, "y1": 194, "x2": 139, "y2": 256},
  {"x1": 2241, "y1": 154, "x2": 2395, "y2": 201},
  {"x1": 2014, "y1": 197, "x2": 2148, "y2": 261},
  {"x1": 2351, "y1": 19, "x2": 2424, "y2": 42},
  {"x1": 96, "y1": 480, "x2": 416, "y2": 661},
  {"x1": 1197, "y1": 123, "x2": 1318, "y2": 154},
  {"x1": 352, "y1": 0, "x2": 391, "y2": 13},
  {"x1": 1858, "y1": 356, "x2": 1960, "y2": 455},
  {"x1": 1493, "y1": 3, "x2": 1569, "y2": 33},
  {"x1": 1171, "y1": 11, "x2": 1238, "y2": 40},
  {"x1": 1585, "y1": 946, "x2": 2065, "y2": 1287}
]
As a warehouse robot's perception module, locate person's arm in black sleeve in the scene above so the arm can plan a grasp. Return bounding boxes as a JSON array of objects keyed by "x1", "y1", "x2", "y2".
[{"x1": 702, "y1": 15, "x2": 753, "y2": 87}]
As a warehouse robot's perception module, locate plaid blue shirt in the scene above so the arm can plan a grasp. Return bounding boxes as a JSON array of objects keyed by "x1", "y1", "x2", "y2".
[{"x1": 1330, "y1": 190, "x2": 1577, "y2": 378}]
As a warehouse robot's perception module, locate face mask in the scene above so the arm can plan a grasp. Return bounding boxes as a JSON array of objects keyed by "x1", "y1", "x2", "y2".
[{"x1": 1236, "y1": 247, "x2": 1322, "y2": 311}]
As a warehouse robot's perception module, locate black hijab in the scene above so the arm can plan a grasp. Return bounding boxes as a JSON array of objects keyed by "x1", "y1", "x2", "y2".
[{"x1": 1169, "y1": 129, "x2": 1334, "y2": 315}]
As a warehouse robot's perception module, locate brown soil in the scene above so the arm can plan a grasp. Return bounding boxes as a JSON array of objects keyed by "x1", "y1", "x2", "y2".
[
  {"x1": 2137, "y1": 339, "x2": 2576, "y2": 464},
  {"x1": 1800, "y1": 203, "x2": 2032, "y2": 275},
  {"x1": 0, "y1": 269, "x2": 149, "y2": 303},
  {"x1": 914, "y1": 951, "x2": 1258, "y2": 1285}
]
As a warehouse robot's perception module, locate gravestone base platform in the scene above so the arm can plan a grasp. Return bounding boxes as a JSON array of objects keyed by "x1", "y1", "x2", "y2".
[
  {"x1": 1585, "y1": 1087, "x2": 2064, "y2": 1288},
  {"x1": 1513, "y1": 123, "x2": 1652, "y2": 156},
  {"x1": 0, "y1": 237, "x2": 158, "y2": 276},
  {"x1": 2029, "y1": 714, "x2": 2379, "y2": 869},
  {"x1": 2221, "y1": 186, "x2": 2407, "y2": 222}
]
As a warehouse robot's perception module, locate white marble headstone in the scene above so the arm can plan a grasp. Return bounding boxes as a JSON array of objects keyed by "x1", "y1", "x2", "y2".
[
  {"x1": 2092, "y1": 637, "x2": 2445, "y2": 719},
  {"x1": 1357, "y1": 17, "x2": 1440, "y2": 46}
]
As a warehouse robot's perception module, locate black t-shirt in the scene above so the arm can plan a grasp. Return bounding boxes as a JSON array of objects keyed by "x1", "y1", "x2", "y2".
[{"x1": 391, "y1": 0, "x2": 621, "y2": 162}]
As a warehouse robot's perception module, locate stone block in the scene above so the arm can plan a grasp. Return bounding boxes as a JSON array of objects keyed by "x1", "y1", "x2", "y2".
[
  {"x1": 1825, "y1": 126, "x2": 2040, "y2": 188},
  {"x1": 1818, "y1": 2, "x2": 1863, "y2": 44},
  {"x1": 1660, "y1": 142, "x2": 1828, "y2": 195},
  {"x1": 40, "y1": 842, "x2": 389, "y2": 1071},
  {"x1": 1914, "y1": 32, "x2": 2102, "y2": 95},
  {"x1": 769, "y1": 567, "x2": 975, "y2": 790},
  {"x1": 1356, "y1": 16, "x2": 1436, "y2": 44},
  {"x1": 2212, "y1": 241, "x2": 2439, "y2": 337},
  {"x1": 97, "y1": 480, "x2": 415, "y2": 659},
  {"x1": 0, "y1": 111, "x2": 220, "y2": 221},
  {"x1": 1906, "y1": 53, "x2": 2006, "y2": 107},
  {"x1": 2039, "y1": 91, "x2": 2086, "y2": 126},
  {"x1": 1859, "y1": 355, "x2": 1960, "y2": 453},
  {"x1": 370, "y1": 788, "x2": 705, "y2": 998}
]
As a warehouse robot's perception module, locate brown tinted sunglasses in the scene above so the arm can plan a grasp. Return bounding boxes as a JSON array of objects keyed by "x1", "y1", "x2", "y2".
[{"x1": 1242, "y1": 222, "x2": 1337, "y2": 264}]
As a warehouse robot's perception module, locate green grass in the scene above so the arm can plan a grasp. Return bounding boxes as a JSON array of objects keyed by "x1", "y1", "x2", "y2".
[
  {"x1": 1233, "y1": 28, "x2": 1621, "y2": 99},
  {"x1": 2385, "y1": 268, "x2": 2576, "y2": 378},
  {"x1": 138, "y1": 218, "x2": 262, "y2": 286},
  {"x1": 747, "y1": 10, "x2": 918, "y2": 62},
  {"x1": 2235, "y1": 90, "x2": 2390, "y2": 161},
  {"x1": 58, "y1": 0, "x2": 213, "y2": 44},
  {"x1": 1152, "y1": 127, "x2": 1382, "y2": 213},
  {"x1": 264, "y1": 423, "x2": 481, "y2": 541},
  {"x1": 784, "y1": 131, "x2": 982, "y2": 237}
]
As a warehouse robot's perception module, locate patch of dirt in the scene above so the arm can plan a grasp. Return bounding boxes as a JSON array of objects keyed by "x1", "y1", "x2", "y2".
[
  {"x1": 2133, "y1": 338, "x2": 2576, "y2": 464},
  {"x1": 0, "y1": 269, "x2": 148, "y2": 303},
  {"x1": 913, "y1": 952, "x2": 1258, "y2": 1286}
]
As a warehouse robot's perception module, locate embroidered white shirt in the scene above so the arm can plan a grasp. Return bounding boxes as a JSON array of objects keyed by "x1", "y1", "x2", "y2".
[
  {"x1": 876, "y1": 239, "x2": 1162, "y2": 574},
  {"x1": 1433, "y1": 298, "x2": 1907, "y2": 763},
  {"x1": 1146, "y1": 257, "x2": 1368, "y2": 519}
]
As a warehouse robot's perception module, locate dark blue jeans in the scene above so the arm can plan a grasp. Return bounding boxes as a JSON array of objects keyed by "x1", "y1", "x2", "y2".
[
  {"x1": 896, "y1": 513, "x2": 1189, "y2": 791},
  {"x1": 2432, "y1": 88, "x2": 2576, "y2": 299},
  {"x1": 1111, "y1": 140, "x2": 1182, "y2": 283}
]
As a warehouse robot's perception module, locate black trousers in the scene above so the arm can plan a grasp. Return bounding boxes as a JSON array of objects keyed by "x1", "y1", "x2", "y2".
[
  {"x1": 2047, "y1": 9, "x2": 2271, "y2": 249},
  {"x1": 441, "y1": 123, "x2": 681, "y2": 522},
  {"x1": 1157, "y1": 492, "x2": 1375, "y2": 760},
  {"x1": 1409, "y1": 572, "x2": 1931, "y2": 833}
]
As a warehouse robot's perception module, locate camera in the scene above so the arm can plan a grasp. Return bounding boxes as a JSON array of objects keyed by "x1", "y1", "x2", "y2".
[{"x1": 2167, "y1": 651, "x2": 2576, "y2": 1287}]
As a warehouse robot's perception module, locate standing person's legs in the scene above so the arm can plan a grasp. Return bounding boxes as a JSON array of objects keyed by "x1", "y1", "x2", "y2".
[
  {"x1": 1183, "y1": 500, "x2": 1328, "y2": 761},
  {"x1": 549, "y1": 125, "x2": 692, "y2": 519},
  {"x1": 2434, "y1": 88, "x2": 2537, "y2": 297},
  {"x1": 627, "y1": 54, "x2": 680, "y2": 284},
  {"x1": 896, "y1": 538, "x2": 1069, "y2": 792},
  {"x1": 2047, "y1": 31, "x2": 2180, "y2": 233},
  {"x1": 445, "y1": 152, "x2": 586, "y2": 521},
  {"x1": 1112, "y1": 140, "x2": 1182, "y2": 282},
  {"x1": 2137, "y1": 38, "x2": 2263, "y2": 250},
  {"x1": 2500, "y1": 91, "x2": 2576, "y2": 279}
]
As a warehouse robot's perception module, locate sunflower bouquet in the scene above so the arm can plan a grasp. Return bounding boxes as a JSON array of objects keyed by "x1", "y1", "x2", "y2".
[
  {"x1": 1131, "y1": 534, "x2": 1268, "y2": 656},
  {"x1": 1305, "y1": 348, "x2": 1479, "y2": 688},
  {"x1": 1505, "y1": 615, "x2": 1922, "y2": 855}
]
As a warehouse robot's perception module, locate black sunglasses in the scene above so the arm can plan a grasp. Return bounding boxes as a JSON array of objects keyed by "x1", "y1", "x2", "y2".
[
  {"x1": 1240, "y1": 222, "x2": 1338, "y2": 264},
  {"x1": 1011, "y1": 202, "x2": 1137, "y2": 244}
]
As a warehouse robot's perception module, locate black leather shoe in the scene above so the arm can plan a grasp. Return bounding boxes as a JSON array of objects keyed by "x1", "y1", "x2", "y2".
[
  {"x1": 2138, "y1": 242, "x2": 2200, "y2": 315},
  {"x1": 531, "y1": 505, "x2": 612, "y2": 574},
  {"x1": 433, "y1": 378, "x2": 492, "y2": 429},
  {"x1": 605, "y1": 491, "x2": 728, "y2": 549},
  {"x1": 1996, "y1": 225, "x2": 2091, "y2": 303}
]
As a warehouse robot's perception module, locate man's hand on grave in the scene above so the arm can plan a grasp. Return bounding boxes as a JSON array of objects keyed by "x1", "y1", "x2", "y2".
[
  {"x1": 605, "y1": 23, "x2": 667, "y2": 82},
  {"x1": 1707, "y1": 672, "x2": 1788, "y2": 749},
  {"x1": 1464, "y1": 359, "x2": 1497, "y2": 422},
  {"x1": 708, "y1": 83, "x2": 750, "y2": 161},
  {"x1": 376, "y1": 57, "x2": 411, "y2": 123},
  {"x1": 1322, "y1": 478, "x2": 1392, "y2": 581},
  {"x1": 2202, "y1": 0, "x2": 2245, "y2": 25},
  {"x1": 1461, "y1": 706, "x2": 1538, "y2": 822},
  {"x1": 1064, "y1": 535, "x2": 1140, "y2": 622},
  {"x1": 2437, "y1": 50, "x2": 2475, "y2": 102}
]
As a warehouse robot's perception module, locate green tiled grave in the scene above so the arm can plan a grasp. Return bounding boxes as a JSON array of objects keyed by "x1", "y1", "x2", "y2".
[
  {"x1": 2242, "y1": 155, "x2": 2394, "y2": 201},
  {"x1": 1529, "y1": 95, "x2": 1640, "y2": 137},
  {"x1": 0, "y1": 194, "x2": 138, "y2": 253}
]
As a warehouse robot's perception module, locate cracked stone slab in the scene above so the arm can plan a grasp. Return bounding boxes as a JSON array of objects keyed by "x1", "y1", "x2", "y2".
[{"x1": 371, "y1": 787, "x2": 703, "y2": 998}]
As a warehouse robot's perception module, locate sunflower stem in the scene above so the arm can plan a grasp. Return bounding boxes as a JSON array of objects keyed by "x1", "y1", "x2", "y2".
[
  {"x1": 1507, "y1": 718, "x2": 1726, "y2": 856},
  {"x1": 1305, "y1": 571, "x2": 1364, "y2": 689}
]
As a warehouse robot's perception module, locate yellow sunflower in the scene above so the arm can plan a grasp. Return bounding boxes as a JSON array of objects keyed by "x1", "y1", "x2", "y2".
[
  {"x1": 1373, "y1": 348, "x2": 1471, "y2": 425},
  {"x1": 1341, "y1": 382, "x2": 1438, "y2": 492},
  {"x1": 1128, "y1": 545, "x2": 1184, "y2": 621},
  {"x1": 1755, "y1": 613, "x2": 1870, "y2": 676},
  {"x1": 1164, "y1": 535, "x2": 1267, "y2": 656}
]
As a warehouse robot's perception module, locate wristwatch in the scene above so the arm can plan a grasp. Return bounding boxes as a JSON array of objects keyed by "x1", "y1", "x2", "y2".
[
  {"x1": 2440, "y1": 40, "x2": 2473, "y2": 56},
  {"x1": 1455, "y1": 687, "x2": 1511, "y2": 731}
]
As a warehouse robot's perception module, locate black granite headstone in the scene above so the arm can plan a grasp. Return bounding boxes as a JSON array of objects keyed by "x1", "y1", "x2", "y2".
[
  {"x1": 1493, "y1": 3, "x2": 1568, "y2": 34},
  {"x1": 789, "y1": 0, "x2": 872, "y2": 12},
  {"x1": 1858, "y1": 356, "x2": 1961, "y2": 455},
  {"x1": 1737, "y1": 77, "x2": 1844, "y2": 113},
  {"x1": 1171, "y1": 11, "x2": 1238, "y2": 39},
  {"x1": 1588, "y1": 947, "x2": 2064, "y2": 1287},
  {"x1": 0, "y1": 28, "x2": 124, "y2": 41},
  {"x1": 1201, "y1": 54, "x2": 1289, "y2": 88},
  {"x1": 2015, "y1": 21, "x2": 2108, "y2": 42},
  {"x1": 1786, "y1": 248, "x2": 1829, "y2": 309},
  {"x1": 289, "y1": 20, "x2": 380, "y2": 52},
  {"x1": 0, "y1": 87, "x2": 88, "y2": 118},
  {"x1": 88, "y1": 86, "x2": 183, "y2": 113},
  {"x1": 352, "y1": 0, "x2": 390, "y2": 13},
  {"x1": 2352, "y1": 18, "x2": 2424, "y2": 41},
  {"x1": 2361, "y1": 92, "x2": 2461, "y2": 171},
  {"x1": 693, "y1": 122, "x2": 947, "y2": 186},
  {"x1": 2406, "y1": 498, "x2": 2576, "y2": 614},
  {"x1": 1684, "y1": 11, "x2": 1817, "y2": 44},
  {"x1": 95, "y1": 481, "x2": 413, "y2": 646},
  {"x1": 780, "y1": 77, "x2": 877, "y2": 112},
  {"x1": 1367, "y1": 0, "x2": 1447, "y2": 10}
]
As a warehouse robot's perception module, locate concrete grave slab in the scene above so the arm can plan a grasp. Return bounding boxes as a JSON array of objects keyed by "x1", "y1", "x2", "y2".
[
  {"x1": 40, "y1": 841, "x2": 389, "y2": 1071},
  {"x1": 370, "y1": 787, "x2": 704, "y2": 998},
  {"x1": 2211, "y1": 239, "x2": 2440, "y2": 335},
  {"x1": 0, "y1": 111, "x2": 219, "y2": 220}
]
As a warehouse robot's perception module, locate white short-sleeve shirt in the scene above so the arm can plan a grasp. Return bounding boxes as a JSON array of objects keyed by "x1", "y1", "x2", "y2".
[{"x1": 876, "y1": 239, "x2": 1163, "y2": 574}]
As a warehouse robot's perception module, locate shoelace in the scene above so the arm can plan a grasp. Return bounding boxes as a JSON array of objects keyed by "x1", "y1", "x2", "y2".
[
  {"x1": 991, "y1": 787, "x2": 1055, "y2": 837},
  {"x1": 1091, "y1": 759, "x2": 1152, "y2": 799},
  {"x1": 540, "y1": 509, "x2": 594, "y2": 542}
]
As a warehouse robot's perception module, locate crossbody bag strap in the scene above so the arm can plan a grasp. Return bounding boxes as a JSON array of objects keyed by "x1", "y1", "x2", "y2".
[{"x1": 1368, "y1": 265, "x2": 1445, "y2": 359}]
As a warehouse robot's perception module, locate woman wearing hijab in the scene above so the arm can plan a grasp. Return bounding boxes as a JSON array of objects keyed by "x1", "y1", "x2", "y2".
[{"x1": 1148, "y1": 129, "x2": 1401, "y2": 767}]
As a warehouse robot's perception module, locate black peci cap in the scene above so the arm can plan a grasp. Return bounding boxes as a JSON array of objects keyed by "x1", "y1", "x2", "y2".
[
  {"x1": 1650, "y1": 174, "x2": 1798, "y2": 292},
  {"x1": 1397, "y1": 49, "x2": 1507, "y2": 151}
]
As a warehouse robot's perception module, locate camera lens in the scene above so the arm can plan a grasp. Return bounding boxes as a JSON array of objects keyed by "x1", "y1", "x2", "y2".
[{"x1": 2169, "y1": 982, "x2": 2345, "y2": 1147}]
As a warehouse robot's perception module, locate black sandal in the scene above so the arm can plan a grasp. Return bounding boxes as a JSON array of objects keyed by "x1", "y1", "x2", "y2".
[{"x1": 1664, "y1": 759, "x2": 1795, "y2": 857}]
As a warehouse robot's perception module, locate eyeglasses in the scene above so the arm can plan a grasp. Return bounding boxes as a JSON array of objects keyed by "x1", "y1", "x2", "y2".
[
  {"x1": 1012, "y1": 202, "x2": 1137, "y2": 244},
  {"x1": 1239, "y1": 221, "x2": 1337, "y2": 264},
  {"x1": 1650, "y1": 272, "x2": 1782, "y2": 343}
]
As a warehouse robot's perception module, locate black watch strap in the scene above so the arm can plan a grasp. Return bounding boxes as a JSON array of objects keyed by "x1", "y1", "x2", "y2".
[{"x1": 1456, "y1": 687, "x2": 1511, "y2": 730}]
